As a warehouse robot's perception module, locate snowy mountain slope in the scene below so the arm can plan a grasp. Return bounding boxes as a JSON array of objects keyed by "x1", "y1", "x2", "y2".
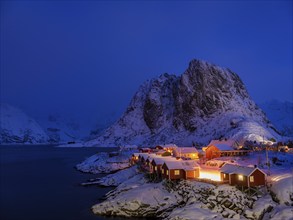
[
  {"x1": 86, "y1": 59, "x2": 280, "y2": 147},
  {"x1": 0, "y1": 103, "x2": 48, "y2": 144},
  {"x1": 259, "y1": 100, "x2": 293, "y2": 137},
  {"x1": 37, "y1": 115, "x2": 84, "y2": 143}
]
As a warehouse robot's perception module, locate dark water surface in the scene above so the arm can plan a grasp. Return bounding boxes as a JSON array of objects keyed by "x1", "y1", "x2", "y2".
[{"x1": 0, "y1": 145, "x2": 133, "y2": 220}]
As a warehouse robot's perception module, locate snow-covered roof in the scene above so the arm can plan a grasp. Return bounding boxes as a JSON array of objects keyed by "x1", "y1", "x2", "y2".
[
  {"x1": 220, "y1": 164, "x2": 266, "y2": 176},
  {"x1": 181, "y1": 161, "x2": 199, "y2": 170},
  {"x1": 132, "y1": 153, "x2": 140, "y2": 157},
  {"x1": 138, "y1": 153, "x2": 150, "y2": 160},
  {"x1": 151, "y1": 156, "x2": 177, "y2": 165},
  {"x1": 145, "y1": 154, "x2": 161, "y2": 162},
  {"x1": 208, "y1": 140, "x2": 236, "y2": 151},
  {"x1": 140, "y1": 147, "x2": 151, "y2": 150},
  {"x1": 163, "y1": 160, "x2": 199, "y2": 170},
  {"x1": 174, "y1": 147, "x2": 198, "y2": 154},
  {"x1": 204, "y1": 160, "x2": 226, "y2": 168}
]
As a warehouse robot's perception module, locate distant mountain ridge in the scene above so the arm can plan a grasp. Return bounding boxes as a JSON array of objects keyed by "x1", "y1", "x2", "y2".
[
  {"x1": 86, "y1": 59, "x2": 280, "y2": 147},
  {"x1": 0, "y1": 104, "x2": 87, "y2": 144},
  {"x1": 0, "y1": 103, "x2": 48, "y2": 144},
  {"x1": 259, "y1": 100, "x2": 293, "y2": 137}
]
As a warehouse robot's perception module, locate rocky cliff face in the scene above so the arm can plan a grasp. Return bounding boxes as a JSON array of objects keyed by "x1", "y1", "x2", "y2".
[
  {"x1": 0, "y1": 103, "x2": 48, "y2": 144},
  {"x1": 86, "y1": 59, "x2": 280, "y2": 147}
]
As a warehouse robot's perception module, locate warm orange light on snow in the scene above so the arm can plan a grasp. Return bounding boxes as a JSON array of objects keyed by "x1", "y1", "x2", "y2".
[
  {"x1": 271, "y1": 174, "x2": 292, "y2": 182},
  {"x1": 199, "y1": 170, "x2": 221, "y2": 181}
]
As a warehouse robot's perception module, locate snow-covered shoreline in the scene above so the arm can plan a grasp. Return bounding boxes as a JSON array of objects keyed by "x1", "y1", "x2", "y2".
[
  {"x1": 91, "y1": 166, "x2": 293, "y2": 220},
  {"x1": 76, "y1": 150, "x2": 133, "y2": 174},
  {"x1": 74, "y1": 142, "x2": 293, "y2": 219}
]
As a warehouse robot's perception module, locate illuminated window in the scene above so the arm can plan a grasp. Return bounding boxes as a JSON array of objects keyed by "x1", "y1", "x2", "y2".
[
  {"x1": 250, "y1": 176, "x2": 254, "y2": 182},
  {"x1": 174, "y1": 170, "x2": 180, "y2": 175},
  {"x1": 166, "y1": 170, "x2": 169, "y2": 175},
  {"x1": 223, "y1": 174, "x2": 226, "y2": 178},
  {"x1": 238, "y1": 175, "x2": 243, "y2": 181},
  {"x1": 155, "y1": 166, "x2": 157, "y2": 171},
  {"x1": 162, "y1": 169, "x2": 164, "y2": 174}
]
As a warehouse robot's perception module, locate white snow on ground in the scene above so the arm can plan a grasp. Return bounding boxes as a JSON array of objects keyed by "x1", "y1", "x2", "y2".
[
  {"x1": 271, "y1": 175, "x2": 293, "y2": 205},
  {"x1": 92, "y1": 169, "x2": 284, "y2": 219},
  {"x1": 167, "y1": 204, "x2": 220, "y2": 220},
  {"x1": 96, "y1": 166, "x2": 138, "y2": 186},
  {"x1": 76, "y1": 150, "x2": 133, "y2": 174},
  {"x1": 269, "y1": 205, "x2": 293, "y2": 220},
  {"x1": 89, "y1": 150, "x2": 293, "y2": 219},
  {"x1": 92, "y1": 175, "x2": 177, "y2": 217}
]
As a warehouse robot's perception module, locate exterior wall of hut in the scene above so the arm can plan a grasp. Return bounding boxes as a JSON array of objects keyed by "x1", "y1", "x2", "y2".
[
  {"x1": 169, "y1": 169, "x2": 185, "y2": 180},
  {"x1": 230, "y1": 174, "x2": 249, "y2": 187},
  {"x1": 249, "y1": 169, "x2": 266, "y2": 186},
  {"x1": 185, "y1": 169, "x2": 199, "y2": 179},
  {"x1": 161, "y1": 164, "x2": 169, "y2": 179},
  {"x1": 151, "y1": 163, "x2": 162, "y2": 176},
  {"x1": 205, "y1": 145, "x2": 221, "y2": 160},
  {"x1": 161, "y1": 164, "x2": 184, "y2": 180},
  {"x1": 221, "y1": 172, "x2": 230, "y2": 182}
]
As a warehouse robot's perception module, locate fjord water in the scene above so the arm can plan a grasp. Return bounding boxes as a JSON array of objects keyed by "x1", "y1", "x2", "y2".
[{"x1": 0, "y1": 146, "x2": 124, "y2": 220}]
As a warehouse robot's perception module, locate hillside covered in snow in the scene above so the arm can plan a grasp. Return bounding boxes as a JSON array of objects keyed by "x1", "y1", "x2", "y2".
[
  {"x1": 37, "y1": 114, "x2": 85, "y2": 143},
  {"x1": 259, "y1": 100, "x2": 293, "y2": 137},
  {"x1": 0, "y1": 103, "x2": 48, "y2": 144},
  {"x1": 86, "y1": 59, "x2": 280, "y2": 147}
]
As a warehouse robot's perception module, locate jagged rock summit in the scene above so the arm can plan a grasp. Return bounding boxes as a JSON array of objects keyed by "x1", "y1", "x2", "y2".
[{"x1": 87, "y1": 59, "x2": 280, "y2": 147}]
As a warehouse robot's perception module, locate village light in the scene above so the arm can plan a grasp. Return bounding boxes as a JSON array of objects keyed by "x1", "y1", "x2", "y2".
[
  {"x1": 238, "y1": 175, "x2": 243, "y2": 181},
  {"x1": 199, "y1": 170, "x2": 221, "y2": 181}
]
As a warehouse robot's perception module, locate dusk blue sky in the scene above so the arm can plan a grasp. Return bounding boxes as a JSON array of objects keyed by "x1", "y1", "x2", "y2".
[{"x1": 1, "y1": 1, "x2": 292, "y2": 132}]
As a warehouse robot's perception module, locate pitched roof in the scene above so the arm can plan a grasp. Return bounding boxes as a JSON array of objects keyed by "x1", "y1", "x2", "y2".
[
  {"x1": 152, "y1": 156, "x2": 176, "y2": 165},
  {"x1": 174, "y1": 147, "x2": 198, "y2": 154},
  {"x1": 138, "y1": 153, "x2": 150, "y2": 160},
  {"x1": 181, "y1": 161, "x2": 199, "y2": 170},
  {"x1": 163, "y1": 160, "x2": 199, "y2": 170},
  {"x1": 145, "y1": 154, "x2": 161, "y2": 161},
  {"x1": 208, "y1": 139, "x2": 236, "y2": 151},
  {"x1": 204, "y1": 160, "x2": 226, "y2": 168},
  {"x1": 220, "y1": 164, "x2": 266, "y2": 176}
]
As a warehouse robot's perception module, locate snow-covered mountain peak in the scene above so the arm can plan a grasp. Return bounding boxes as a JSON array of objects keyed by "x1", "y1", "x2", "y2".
[{"x1": 86, "y1": 59, "x2": 281, "y2": 147}]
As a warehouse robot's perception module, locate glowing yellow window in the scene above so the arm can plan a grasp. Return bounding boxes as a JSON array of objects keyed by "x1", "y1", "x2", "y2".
[
  {"x1": 162, "y1": 169, "x2": 164, "y2": 174},
  {"x1": 223, "y1": 174, "x2": 226, "y2": 178},
  {"x1": 166, "y1": 170, "x2": 169, "y2": 175},
  {"x1": 249, "y1": 176, "x2": 254, "y2": 182},
  {"x1": 174, "y1": 170, "x2": 180, "y2": 175},
  {"x1": 238, "y1": 175, "x2": 243, "y2": 181},
  {"x1": 155, "y1": 166, "x2": 157, "y2": 171}
]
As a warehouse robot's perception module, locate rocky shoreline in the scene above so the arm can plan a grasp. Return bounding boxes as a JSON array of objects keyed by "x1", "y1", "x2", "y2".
[{"x1": 91, "y1": 169, "x2": 288, "y2": 220}]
